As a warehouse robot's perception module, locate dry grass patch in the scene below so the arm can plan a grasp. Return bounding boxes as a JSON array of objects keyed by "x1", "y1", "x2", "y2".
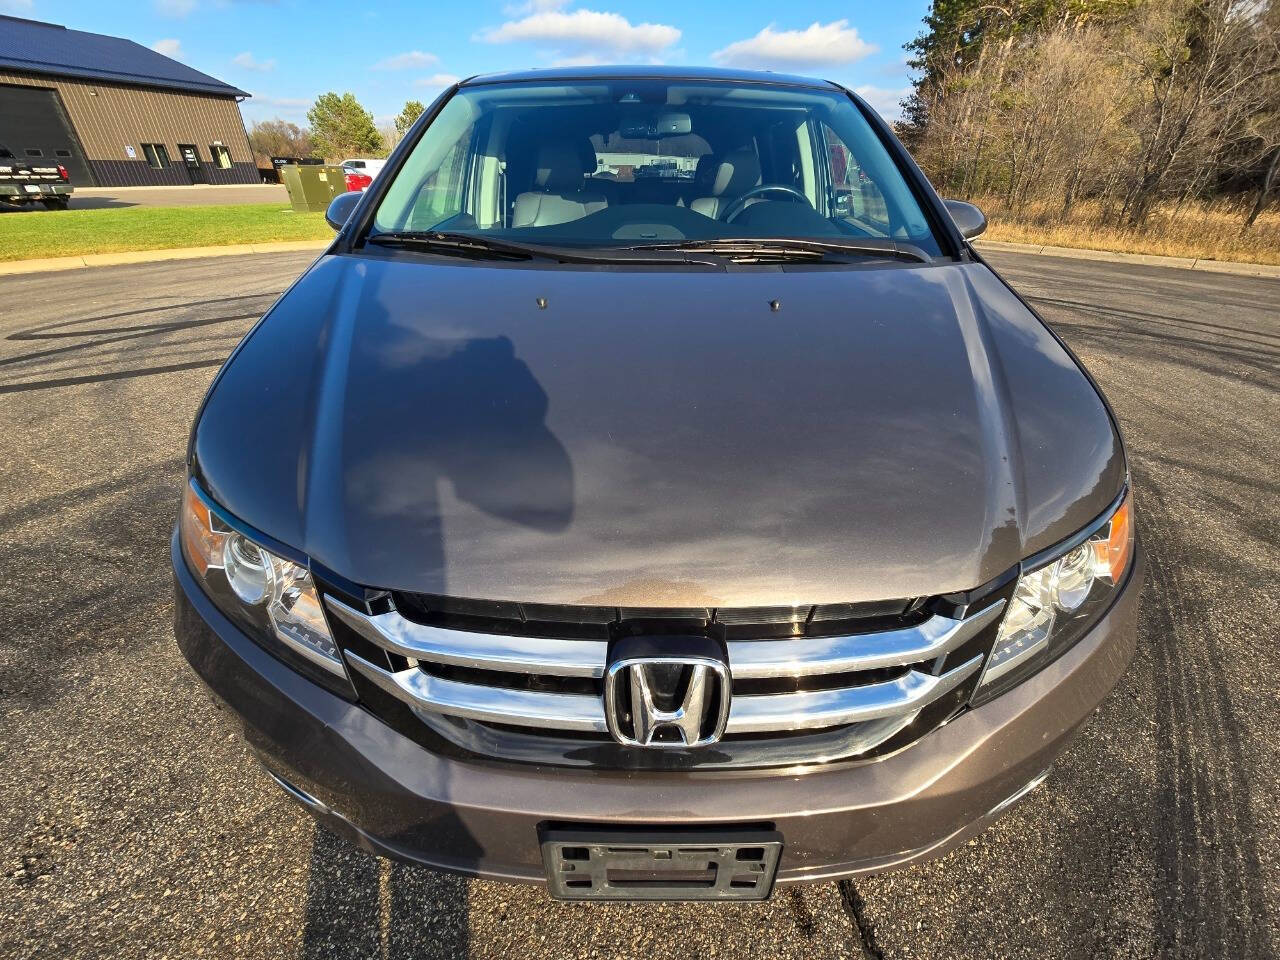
[{"x1": 972, "y1": 197, "x2": 1280, "y2": 266}]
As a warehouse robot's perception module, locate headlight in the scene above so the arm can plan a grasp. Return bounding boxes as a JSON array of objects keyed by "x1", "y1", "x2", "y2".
[
  {"x1": 180, "y1": 479, "x2": 350, "y2": 685},
  {"x1": 974, "y1": 489, "x2": 1134, "y2": 702}
]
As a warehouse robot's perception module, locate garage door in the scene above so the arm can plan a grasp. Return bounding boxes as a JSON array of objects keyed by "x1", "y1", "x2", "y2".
[{"x1": 0, "y1": 84, "x2": 93, "y2": 185}]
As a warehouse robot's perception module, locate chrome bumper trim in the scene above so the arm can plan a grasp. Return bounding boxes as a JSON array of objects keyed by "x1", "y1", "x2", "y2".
[
  {"x1": 328, "y1": 594, "x2": 1002, "y2": 754},
  {"x1": 343, "y1": 650, "x2": 983, "y2": 738},
  {"x1": 327, "y1": 595, "x2": 1002, "y2": 680},
  {"x1": 328, "y1": 597, "x2": 607, "y2": 678},
  {"x1": 345, "y1": 650, "x2": 610, "y2": 732},
  {"x1": 728, "y1": 601, "x2": 1002, "y2": 678},
  {"x1": 725, "y1": 654, "x2": 983, "y2": 733}
]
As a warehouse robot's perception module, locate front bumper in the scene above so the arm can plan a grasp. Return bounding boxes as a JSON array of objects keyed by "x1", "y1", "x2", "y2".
[
  {"x1": 172, "y1": 531, "x2": 1143, "y2": 885},
  {"x1": 0, "y1": 183, "x2": 72, "y2": 200}
]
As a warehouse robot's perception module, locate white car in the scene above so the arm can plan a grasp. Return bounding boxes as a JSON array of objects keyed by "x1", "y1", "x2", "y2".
[{"x1": 341, "y1": 157, "x2": 386, "y2": 177}]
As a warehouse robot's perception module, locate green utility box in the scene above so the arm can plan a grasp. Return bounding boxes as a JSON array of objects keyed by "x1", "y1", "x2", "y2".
[{"x1": 280, "y1": 164, "x2": 347, "y2": 212}]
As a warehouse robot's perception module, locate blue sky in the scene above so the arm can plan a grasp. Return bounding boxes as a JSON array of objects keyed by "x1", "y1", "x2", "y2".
[{"x1": 5, "y1": 0, "x2": 930, "y2": 125}]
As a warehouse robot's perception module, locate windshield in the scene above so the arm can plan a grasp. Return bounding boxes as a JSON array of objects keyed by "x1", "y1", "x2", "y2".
[{"x1": 369, "y1": 80, "x2": 942, "y2": 258}]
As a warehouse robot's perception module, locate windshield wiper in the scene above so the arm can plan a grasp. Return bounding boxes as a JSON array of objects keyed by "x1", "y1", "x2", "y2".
[
  {"x1": 365, "y1": 230, "x2": 717, "y2": 265},
  {"x1": 622, "y1": 237, "x2": 933, "y2": 264},
  {"x1": 367, "y1": 230, "x2": 535, "y2": 260}
]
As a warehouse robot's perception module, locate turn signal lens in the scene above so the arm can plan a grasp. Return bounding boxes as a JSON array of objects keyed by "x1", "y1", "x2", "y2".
[
  {"x1": 1095, "y1": 494, "x2": 1133, "y2": 583},
  {"x1": 180, "y1": 482, "x2": 225, "y2": 576}
]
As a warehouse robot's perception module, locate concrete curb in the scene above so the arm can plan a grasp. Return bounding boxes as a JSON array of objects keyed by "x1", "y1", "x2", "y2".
[
  {"x1": 974, "y1": 238, "x2": 1280, "y2": 278},
  {"x1": 0, "y1": 239, "x2": 329, "y2": 275},
  {"x1": 76, "y1": 184, "x2": 284, "y2": 194}
]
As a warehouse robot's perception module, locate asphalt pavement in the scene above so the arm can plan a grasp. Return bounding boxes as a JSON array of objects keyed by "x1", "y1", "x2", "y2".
[
  {"x1": 0, "y1": 249, "x2": 1276, "y2": 959},
  {"x1": 1, "y1": 184, "x2": 289, "y2": 212}
]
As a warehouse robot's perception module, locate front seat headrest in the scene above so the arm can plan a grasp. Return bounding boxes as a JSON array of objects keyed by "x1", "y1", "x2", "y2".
[
  {"x1": 710, "y1": 148, "x2": 761, "y2": 197},
  {"x1": 693, "y1": 153, "x2": 718, "y2": 189},
  {"x1": 533, "y1": 142, "x2": 590, "y2": 193}
]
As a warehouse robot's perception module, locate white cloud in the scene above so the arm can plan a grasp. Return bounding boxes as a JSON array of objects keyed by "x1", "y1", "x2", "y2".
[
  {"x1": 415, "y1": 73, "x2": 462, "y2": 88},
  {"x1": 854, "y1": 84, "x2": 911, "y2": 118},
  {"x1": 151, "y1": 38, "x2": 183, "y2": 58},
  {"x1": 373, "y1": 50, "x2": 440, "y2": 70},
  {"x1": 155, "y1": 0, "x2": 197, "y2": 17},
  {"x1": 476, "y1": 8, "x2": 680, "y2": 59},
  {"x1": 0, "y1": 0, "x2": 35, "y2": 13},
  {"x1": 712, "y1": 20, "x2": 877, "y2": 70},
  {"x1": 232, "y1": 51, "x2": 276, "y2": 72},
  {"x1": 503, "y1": 0, "x2": 571, "y2": 13}
]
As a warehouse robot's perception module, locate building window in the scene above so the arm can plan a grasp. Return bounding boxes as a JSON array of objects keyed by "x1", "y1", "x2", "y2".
[
  {"x1": 25, "y1": 148, "x2": 43, "y2": 157},
  {"x1": 210, "y1": 144, "x2": 232, "y2": 169},
  {"x1": 141, "y1": 143, "x2": 170, "y2": 169},
  {"x1": 55, "y1": 149, "x2": 71, "y2": 158}
]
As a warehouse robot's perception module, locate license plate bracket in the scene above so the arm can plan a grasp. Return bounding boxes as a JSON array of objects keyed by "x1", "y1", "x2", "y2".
[{"x1": 540, "y1": 828, "x2": 783, "y2": 901}]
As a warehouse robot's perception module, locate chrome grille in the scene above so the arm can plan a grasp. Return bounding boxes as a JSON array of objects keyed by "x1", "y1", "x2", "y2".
[{"x1": 325, "y1": 595, "x2": 1005, "y2": 767}]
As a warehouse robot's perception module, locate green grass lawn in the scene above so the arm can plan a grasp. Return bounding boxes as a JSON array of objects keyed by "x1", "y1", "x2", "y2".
[{"x1": 0, "y1": 203, "x2": 334, "y2": 261}]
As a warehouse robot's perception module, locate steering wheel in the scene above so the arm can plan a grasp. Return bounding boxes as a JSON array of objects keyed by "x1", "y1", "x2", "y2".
[{"x1": 721, "y1": 184, "x2": 813, "y2": 222}]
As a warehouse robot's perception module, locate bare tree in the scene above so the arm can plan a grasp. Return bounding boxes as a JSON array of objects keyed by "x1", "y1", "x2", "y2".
[
  {"x1": 247, "y1": 119, "x2": 314, "y2": 167},
  {"x1": 1121, "y1": 0, "x2": 1280, "y2": 224},
  {"x1": 1243, "y1": 145, "x2": 1280, "y2": 226},
  {"x1": 903, "y1": 0, "x2": 1280, "y2": 230}
]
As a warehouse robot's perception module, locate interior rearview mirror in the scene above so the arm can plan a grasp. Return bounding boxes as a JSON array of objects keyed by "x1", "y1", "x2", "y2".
[
  {"x1": 620, "y1": 111, "x2": 692, "y2": 139},
  {"x1": 326, "y1": 190, "x2": 362, "y2": 231},
  {"x1": 943, "y1": 199, "x2": 987, "y2": 240},
  {"x1": 653, "y1": 112, "x2": 691, "y2": 136}
]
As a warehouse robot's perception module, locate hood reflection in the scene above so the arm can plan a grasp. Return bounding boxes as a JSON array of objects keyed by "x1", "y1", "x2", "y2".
[{"x1": 194, "y1": 255, "x2": 1124, "y2": 607}]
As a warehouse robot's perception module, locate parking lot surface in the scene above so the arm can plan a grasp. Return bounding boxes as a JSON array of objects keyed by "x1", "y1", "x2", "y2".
[
  {"x1": 1, "y1": 184, "x2": 289, "y2": 212},
  {"x1": 0, "y1": 250, "x2": 1276, "y2": 958}
]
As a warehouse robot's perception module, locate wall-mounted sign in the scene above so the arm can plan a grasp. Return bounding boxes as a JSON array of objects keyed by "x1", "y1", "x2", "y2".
[{"x1": 125, "y1": 145, "x2": 136, "y2": 159}]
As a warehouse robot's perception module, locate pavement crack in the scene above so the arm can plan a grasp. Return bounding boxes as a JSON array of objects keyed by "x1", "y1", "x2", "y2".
[{"x1": 837, "y1": 879, "x2": 885, "y2": 959}]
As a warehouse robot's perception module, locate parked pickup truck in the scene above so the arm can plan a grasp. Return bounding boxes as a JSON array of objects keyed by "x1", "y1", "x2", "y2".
[{"x1": 0, "y1": 144, "x2": 72, "y2": 210}]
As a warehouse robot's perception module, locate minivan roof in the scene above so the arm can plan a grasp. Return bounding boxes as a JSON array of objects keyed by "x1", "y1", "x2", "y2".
[{"x1": 459, "y1": 65, "x2": 843, "y2": 91}]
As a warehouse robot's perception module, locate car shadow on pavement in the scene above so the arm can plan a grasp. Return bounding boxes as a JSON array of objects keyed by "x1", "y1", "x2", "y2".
[
  {"x1": 301, "y1": 826, "x2": 470, "y2": 959},
  {"x1": 0, "y1": 197, "x2": 138, "y2": 212}
]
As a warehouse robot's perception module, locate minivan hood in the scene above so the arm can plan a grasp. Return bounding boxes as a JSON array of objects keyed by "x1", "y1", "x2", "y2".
[{"x1": 194, "y1": 253, "x2": 1124, "y2": 606}]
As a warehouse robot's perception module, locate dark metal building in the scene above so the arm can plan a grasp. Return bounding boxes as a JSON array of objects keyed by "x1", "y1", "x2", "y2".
[{"x1": 0, "y1": 15, "x2": 256, "y2": 186}]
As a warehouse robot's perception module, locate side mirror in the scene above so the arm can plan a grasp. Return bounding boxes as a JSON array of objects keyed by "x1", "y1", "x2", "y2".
[
  {"x1": 325, "y1": 191, "x2": 362, "y2": 231},
  {"x1": 943, "y1": 199, "x2": 987, "y2": 240}
]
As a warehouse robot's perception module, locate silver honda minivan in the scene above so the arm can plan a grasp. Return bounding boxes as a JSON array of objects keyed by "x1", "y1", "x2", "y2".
[{"x1": 174, "y1": 66, "x2": 1142, "y2": 901}]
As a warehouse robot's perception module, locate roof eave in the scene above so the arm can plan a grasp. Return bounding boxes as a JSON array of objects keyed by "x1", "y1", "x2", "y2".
[{"x1": 0, "y1": 59, "x2": 249, "y2": 98}]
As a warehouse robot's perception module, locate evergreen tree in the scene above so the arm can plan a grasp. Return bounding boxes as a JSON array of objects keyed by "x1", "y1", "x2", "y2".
[
  {"x1": 307, "y1": 92, "x2": 384, "y2": 160},
  {"x1": 394, "y1": 100, "x2": 427, "y2": 139}
]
